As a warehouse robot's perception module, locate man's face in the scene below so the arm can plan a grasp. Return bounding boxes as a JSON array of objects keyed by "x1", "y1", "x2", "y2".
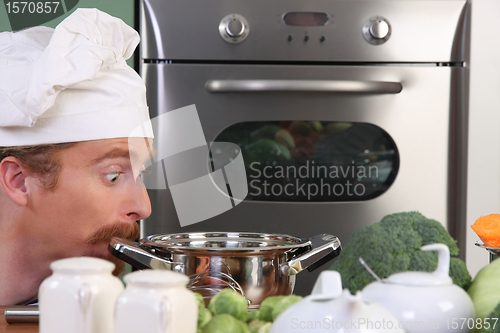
[{"x1": 28, "y1": 137, "x2": 152, "y2": 275}]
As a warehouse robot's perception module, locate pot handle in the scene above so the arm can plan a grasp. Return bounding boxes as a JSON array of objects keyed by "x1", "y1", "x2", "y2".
[
  {"x1": 280, "y1": 234, "x2": 341, "y2": 276},
  {"x1": 109, "y1": 237, "x2": 184, "y2": 273}
]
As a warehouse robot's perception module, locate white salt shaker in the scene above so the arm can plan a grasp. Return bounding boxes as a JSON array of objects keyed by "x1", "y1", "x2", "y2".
[
  {"x1": 114, "y1": 270, "x2": 198, "y2": 333},
  {"x1": 39, "y1": 257, "x2": 124, "y2": 333}
]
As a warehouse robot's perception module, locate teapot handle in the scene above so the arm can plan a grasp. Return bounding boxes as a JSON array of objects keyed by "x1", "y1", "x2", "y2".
[{"x1": 421, "y1": 243, "x2": 450, "y2": 277}]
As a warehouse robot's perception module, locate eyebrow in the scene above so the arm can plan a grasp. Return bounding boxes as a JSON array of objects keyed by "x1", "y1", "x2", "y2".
[
  {"x1": 88, "y1": 148, "x2": 138, "y2": 166},
  {"x1": 88, "y1": 143, "x2": 157, "y2": 167}
]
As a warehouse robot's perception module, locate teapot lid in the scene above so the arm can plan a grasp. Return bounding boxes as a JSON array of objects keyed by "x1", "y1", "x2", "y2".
[
  {"x1": 387, "y1": 271, "x2": 452, "y2": 286},
  {"x1": 386, "y1": 243, "x2": 452, "y2": 286}
]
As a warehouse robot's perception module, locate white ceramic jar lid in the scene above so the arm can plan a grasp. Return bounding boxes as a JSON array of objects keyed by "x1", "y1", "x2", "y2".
[
  {"x1": 50, "y1": 257, "x2": 115, "y2": 274},
  {"x1": 124, "y1": 269, "x2": 189, "y2": 287}
]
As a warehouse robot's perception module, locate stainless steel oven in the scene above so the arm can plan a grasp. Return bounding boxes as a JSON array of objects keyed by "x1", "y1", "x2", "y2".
[{"x1": 139, "y1": 0, "x2": 470, "y2": 294}]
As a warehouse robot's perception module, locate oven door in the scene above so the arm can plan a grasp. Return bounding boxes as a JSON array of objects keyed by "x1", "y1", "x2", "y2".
[{"x1": 142, "y1": 63, "x2": 466, "y2": 294}]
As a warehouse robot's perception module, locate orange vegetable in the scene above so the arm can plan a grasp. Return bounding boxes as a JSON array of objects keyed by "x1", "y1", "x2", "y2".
[{"x1": 471, "y1": 214, "x2": 500, "y2": 247}]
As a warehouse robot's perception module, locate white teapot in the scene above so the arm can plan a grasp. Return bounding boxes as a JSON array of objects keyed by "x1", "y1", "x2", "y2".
[
  {"x1": 270, "y1": 270, "x2": 405, "y2": 333},
  {"x1": 362, "y1": 243, "x2": 475, "y2": 333}
]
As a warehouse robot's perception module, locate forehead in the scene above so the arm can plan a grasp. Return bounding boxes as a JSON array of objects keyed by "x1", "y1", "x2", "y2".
[{"x1": 60, "y1": 138, "x2": 153, "y2": 166}]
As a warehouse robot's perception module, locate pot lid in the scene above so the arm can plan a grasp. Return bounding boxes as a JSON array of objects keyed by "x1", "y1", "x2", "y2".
[
  {"x1": 386, "y1": 243, "x2": 452, "y2": 286},
  {"x1": 141, "y1": 232, "x2": 311, "y2": 252}
]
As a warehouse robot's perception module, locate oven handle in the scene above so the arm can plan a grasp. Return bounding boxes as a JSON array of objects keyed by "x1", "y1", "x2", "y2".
[{"x1": 205, "y1": 79, "x2": 402, "y2": 94}]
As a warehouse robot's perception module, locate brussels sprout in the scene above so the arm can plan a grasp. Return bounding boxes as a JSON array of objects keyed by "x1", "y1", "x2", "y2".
[
  {"x1": 258, "y1": 322, "x2": 272, "y2": 333},
  {"x1": 200, "y1": 309, "x2": 212, "y2": 328},
  {"x1": 272, "y1": 295, "x2": 302, "y2": 321},
  {"x1": 202, "y1": 314, "x2": 250, "y2": 333},
  {"x1": 193, "y1": 292, "x2": 212, "y2": 329},
  {"x1": 247, "y1": 310, "x2": 260, "y2": 322},
  {"x1": 248, "y1": 319, "x2": 268, "y2": 333},
  {"x1": 208, "y1": 288, "x2": 248, "y2": 322},
  {"x1": 259, "y1": 296, "x2": 286, "y2": 322},
  {"x1": 194, "y1": 291, "x2": 205, "y2": 307}
]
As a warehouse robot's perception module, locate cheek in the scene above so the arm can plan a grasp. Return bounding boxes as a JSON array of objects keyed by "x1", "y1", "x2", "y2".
[{"x1": 35, "y1": 179, "x2": 108, "y2": 232}]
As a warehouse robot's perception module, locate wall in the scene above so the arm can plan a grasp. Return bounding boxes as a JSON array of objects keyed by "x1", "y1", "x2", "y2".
[{"x1": 466, "y1": 0, "x2": 500, "y2": 277}]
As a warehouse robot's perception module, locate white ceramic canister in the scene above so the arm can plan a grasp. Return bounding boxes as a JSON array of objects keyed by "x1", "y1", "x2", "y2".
[
  {"x1": 114, "y1": 269, "x2": 198, "y2": 333},
  {"x1": 39, "y1": 257, "x2": 124, "y2": 333}
]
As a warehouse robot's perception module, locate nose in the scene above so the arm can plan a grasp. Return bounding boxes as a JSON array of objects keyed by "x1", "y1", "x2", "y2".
[{"x1": 125, "y1": 180, "x2": 152, "y2": 221}]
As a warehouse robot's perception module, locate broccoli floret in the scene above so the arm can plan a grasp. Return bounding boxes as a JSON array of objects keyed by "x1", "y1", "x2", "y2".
[
  {"x1": 330, "y1": 211, "x2": 471, "y2": 293},
  {"x1": 450, "y1": 257, "x2": 472, "y2": 290}
]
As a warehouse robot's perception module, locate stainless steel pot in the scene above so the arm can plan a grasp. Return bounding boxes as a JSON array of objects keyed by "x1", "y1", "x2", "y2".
[{"x1": 109, "y1": 232, "x2": 341, "y2": 306}]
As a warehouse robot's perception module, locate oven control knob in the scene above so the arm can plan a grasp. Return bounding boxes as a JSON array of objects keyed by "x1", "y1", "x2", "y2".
[
  {"x1": 369, "y1": 19, "x2": 390, "y2": 39},
  {"x1": 362, "y1": 16, "x2": 391, "y2": 45},
  {"x1": 219, "y1": 14, "x2": 249, "y2": 44},
  {"x1": 226, "y1": 18, "x2": 244, "y2": 37}
]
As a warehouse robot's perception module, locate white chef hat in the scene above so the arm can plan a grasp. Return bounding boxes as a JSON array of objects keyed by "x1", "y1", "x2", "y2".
[{"x1": 0, "y1": 8, "x2": 153, "y2": 147}]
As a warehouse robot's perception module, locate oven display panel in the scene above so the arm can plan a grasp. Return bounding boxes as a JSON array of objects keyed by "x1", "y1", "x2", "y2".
[
  {"x1": 283, "y1": 12, "x2": 329, "y2": 26},
  {"x1": 214, "y1": 121, "x2": 399, "y2": 202}
]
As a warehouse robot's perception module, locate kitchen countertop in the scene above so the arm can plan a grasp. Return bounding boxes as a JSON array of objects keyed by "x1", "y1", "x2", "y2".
[{"x1": 0, "y1": 307, "x2": 38, "y2": 333}]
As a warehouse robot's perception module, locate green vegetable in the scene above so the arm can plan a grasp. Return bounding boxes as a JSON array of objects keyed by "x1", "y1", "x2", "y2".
[
  {"x1": 199, "y1": 309, "x2": 212, "y2": 329},
  {"x1": 202, "y1": 314, "x2": 251, "y2": 333},
  {"x1": 248, "y1": 319, "x2": 268, "y2": 333},
  {"x1": 259, "y1": 296, "x2": 285, "y2": 322},
  {"x1": 289, "y1": 121, "x2": 315, "y2": 136},
  {"x1": 469, "y1": 258, "x2": 500, "y2": 322},
  {"x1": 243, "y1": 138, "x2": 291, "y2": 163},
  {"x1": 275, "y1": 129, "x2": 295, "y2": 149},
  {"x1": 247, "y1": 310, "x2": 260, "y2": 323},
  {"x1": 250, "y1": 124, "x2": 282, "y2": 140},
  {"x1": 330, "y1": 211, "x2": 472, "y2": 293},
  {"x1": 193, "y1": 292, "x2": 212, "y2": 329},
  {"x1": 272, "y1": 295, "x2": 302, "y2": 321},
  {"x1": 208, "y1": 288, "x2": 248, "y2": 322},
  {"x1": 479, "y1": 301, "x2": 500, "y2": 333},
  {"x1": 257, "y1": 322, "x2": 272, "y2": 333}
]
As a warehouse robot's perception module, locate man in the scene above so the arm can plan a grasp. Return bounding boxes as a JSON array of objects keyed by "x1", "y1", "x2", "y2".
[{"x1": 0, "y1": 9, "x2": 154, "y2": 305}]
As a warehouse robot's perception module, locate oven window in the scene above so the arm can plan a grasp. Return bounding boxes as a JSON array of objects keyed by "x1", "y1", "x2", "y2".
[{"x1": 214, "y1": 121, "x2": 399, "y2": 202}]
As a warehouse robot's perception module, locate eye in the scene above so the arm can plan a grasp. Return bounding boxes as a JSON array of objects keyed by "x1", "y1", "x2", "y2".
[{"x1": 105, "y1": 172, "x2": 121, "y2": 183}]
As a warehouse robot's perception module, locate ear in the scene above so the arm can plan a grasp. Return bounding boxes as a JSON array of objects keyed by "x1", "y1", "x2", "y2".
[{"x1": 0, "y1": 157, "x2": 29, "y2": 206}]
